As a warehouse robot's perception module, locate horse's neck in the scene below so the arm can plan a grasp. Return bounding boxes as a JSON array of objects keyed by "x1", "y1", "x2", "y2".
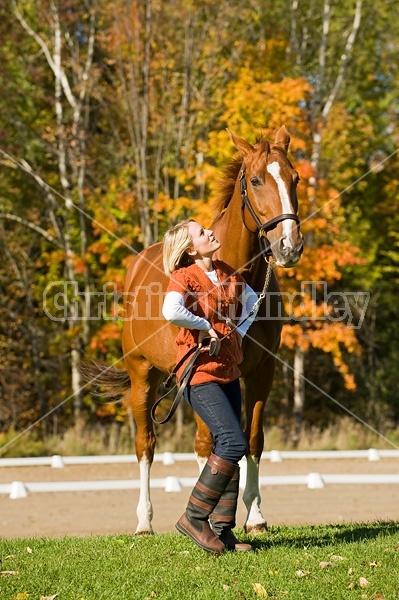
[
  {"x1": 212, "y1": 187, "x2": 257, "y2": 274},
  {"x1": 211, "y1": 186, "x2": 273, "y2": 292}
]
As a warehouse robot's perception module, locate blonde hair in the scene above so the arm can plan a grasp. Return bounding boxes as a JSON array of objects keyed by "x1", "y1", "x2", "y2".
[{"x1": 162, "y1": 219, "x2": 195, "y2": 277}]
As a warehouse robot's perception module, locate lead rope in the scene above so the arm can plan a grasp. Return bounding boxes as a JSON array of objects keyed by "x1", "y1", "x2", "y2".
[
  {"x1": 151, "y1": 259, "x2": 274, "y2": 424},
  {"x1": 219, "y1": 258, "x2": 273, "y2": 342}
]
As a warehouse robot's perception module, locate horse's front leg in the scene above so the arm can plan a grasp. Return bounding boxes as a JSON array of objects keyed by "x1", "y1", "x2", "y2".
[
  {"x1": 242, "y1": 454, "x2": 267, "y2": 533},
  {"x1": 242, "y1": 358, "x2": 276, "y2": 533}
]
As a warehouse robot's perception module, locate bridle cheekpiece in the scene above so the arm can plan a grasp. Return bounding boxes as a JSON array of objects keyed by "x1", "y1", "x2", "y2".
[{"x1": 239, "y1": 167, "x2": 300, "y2": 259}]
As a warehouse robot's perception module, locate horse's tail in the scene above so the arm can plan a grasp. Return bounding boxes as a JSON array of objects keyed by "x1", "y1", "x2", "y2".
[{"x1": 79, "y1": 359, "x2": 131, "y2": 401}]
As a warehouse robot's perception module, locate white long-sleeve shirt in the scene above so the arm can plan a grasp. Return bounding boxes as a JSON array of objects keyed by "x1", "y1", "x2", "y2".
[{"x1": 162, "y1": 269, "x2": 258, "y2": 338}]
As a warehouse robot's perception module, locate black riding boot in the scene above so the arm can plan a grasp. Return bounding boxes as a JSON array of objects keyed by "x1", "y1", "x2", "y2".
[
  {"x1": 210, "y1": 465, "x2": 253, "y2": 551},
  {"x1": 176, "y1": 453, "x2": 236, "y2": 554}
]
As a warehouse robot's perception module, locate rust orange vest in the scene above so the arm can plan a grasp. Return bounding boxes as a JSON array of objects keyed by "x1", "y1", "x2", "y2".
[{"x1": 166, "y1": 261, "x2": 245, "y2": 385}]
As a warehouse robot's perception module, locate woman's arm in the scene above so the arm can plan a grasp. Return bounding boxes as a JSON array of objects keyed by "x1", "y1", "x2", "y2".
[
  {"x1": 163, "y1": 291, "x2": 221, "y2": 355},
  {"x1": 162, "y1": 291, "x2": 211, "y2": 330},
  {"x1": 236, "y1": 284, "x2": 259, "y2": 338}
]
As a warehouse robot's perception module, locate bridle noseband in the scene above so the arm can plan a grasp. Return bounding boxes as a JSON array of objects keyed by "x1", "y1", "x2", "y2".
[{"x1": 239, "y1": 167, "x2": 300, "y2": 258}]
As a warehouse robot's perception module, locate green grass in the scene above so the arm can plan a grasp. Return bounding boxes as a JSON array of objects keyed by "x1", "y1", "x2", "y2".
[{"x1": 1, "y1": 522, "x2": 399, "y2": 600}]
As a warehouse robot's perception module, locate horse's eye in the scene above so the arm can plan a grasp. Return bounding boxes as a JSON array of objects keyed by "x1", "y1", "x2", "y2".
[{"x1": 250, "y1": 177, "x2": 261, "y2": 187}]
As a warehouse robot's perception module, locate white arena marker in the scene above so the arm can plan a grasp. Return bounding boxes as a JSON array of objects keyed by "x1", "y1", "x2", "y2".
[
  {"x1": 270, "y1": 450, "x2": 283, "y2": 463},
  {"x1": 164, "y1": 476, "x2": 181, "y2": 492},
  {"x1": 10, "y1": 481, "x2": 28, "y2": 499},
  {"x1": 368, "y1": 448, "x2": 381, "y2": 462},
  {"x1": 162, "y1": 452, "x2": 175, "y2": 465},
  {"x1": 307, "y1": 472, "x2": 325, "y2": 489},
  {"x1": 51, "y1": 455, "x2": 65, "y2": 469}
]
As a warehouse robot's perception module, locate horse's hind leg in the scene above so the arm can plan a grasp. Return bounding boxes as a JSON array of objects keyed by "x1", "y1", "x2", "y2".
[
  {"x1": 126, "y1": 357, "x2": 162, "y2": 534},
  {"x1": 242, "y1": 357, "x2": 276, "y2": 533}
]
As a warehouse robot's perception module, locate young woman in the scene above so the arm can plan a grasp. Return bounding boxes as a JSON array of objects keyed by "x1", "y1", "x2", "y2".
[{"x1": 162, "y1": 219, "x2": 259, "y2": 554}]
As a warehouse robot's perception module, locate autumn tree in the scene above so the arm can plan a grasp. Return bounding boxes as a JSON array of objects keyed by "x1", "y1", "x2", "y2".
[
  {"x1": 204, "y1": 53, "x2": 367, "y2": 440},
  {"x1": 1, "y1": 0, "x2": 398, "y2": 449},
  {"x1": 1, "y1": 0, "x2": 107, "y2": 427}
]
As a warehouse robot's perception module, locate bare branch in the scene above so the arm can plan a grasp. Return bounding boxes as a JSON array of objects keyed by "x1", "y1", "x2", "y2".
[
  {"x1": 0, "y1": 213, "x2": 64, "y2": 248},
  {"x1": 290, "y1": 0, "x2": 301, "y2": 66},
  {"x1": 12, "y1": 0, "x2": 77, "y2": 110},
  {"x1": 0, "y1": 221, "x2": 23, "y2": 283},
  {"x1": 73, "y1": 8, "x2": 97, "y2": 133},
  {"x1": 319, "y1": 0, "x2": 331, "y2": 88},
  {"x1": 322, "y1": 0, "x2": 363, "y2": 121}
]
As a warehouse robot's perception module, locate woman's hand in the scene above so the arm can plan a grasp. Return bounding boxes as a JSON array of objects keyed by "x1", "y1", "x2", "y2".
[{"x1": 198, "y1": 328, "x2": 221, "y2": 356}]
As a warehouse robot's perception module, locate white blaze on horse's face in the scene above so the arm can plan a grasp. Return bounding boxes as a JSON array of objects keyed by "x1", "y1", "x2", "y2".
[
  {"x1": 265, "y1": 159, "x2": 302, "y2": 266},
  {"x1": 267, "y1": 161, "x2": 295, "y2": 249}
]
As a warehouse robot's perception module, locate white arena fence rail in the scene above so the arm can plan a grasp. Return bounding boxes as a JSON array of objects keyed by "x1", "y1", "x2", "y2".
[
  {"x1": 1, "y1": 450, "x2": 398, "y2": 499},
  {"x1": 1, "y1": 448, "x2": 399, "y2": 468}
]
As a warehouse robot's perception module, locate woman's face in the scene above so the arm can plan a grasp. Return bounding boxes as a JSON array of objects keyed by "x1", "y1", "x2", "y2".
[{"x1": 187, "y1": 221, "x2": 221, "y2": 258}]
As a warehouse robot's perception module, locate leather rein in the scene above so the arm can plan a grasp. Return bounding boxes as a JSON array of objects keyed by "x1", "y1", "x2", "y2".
[{"x1": 151, "y1": 344, "x2": 210, "y2": 425}]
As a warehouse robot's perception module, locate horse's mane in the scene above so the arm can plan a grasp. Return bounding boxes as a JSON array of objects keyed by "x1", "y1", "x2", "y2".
[
  {"x1": 211, "y1": 137, "x2": 269, "y2": 221},
  {"x1": 211, "y1": 156, "x2": 243, "y2": 220}
]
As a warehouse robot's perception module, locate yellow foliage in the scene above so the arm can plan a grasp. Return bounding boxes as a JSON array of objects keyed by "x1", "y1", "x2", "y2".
[{"x1": 218, "y1": 70, "x2": 311, "y2": 147}]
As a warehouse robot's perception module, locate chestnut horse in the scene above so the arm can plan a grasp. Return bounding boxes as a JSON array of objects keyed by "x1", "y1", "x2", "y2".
[{"x1": 86, "y1": 126, "x2": 303, "y2": 534}]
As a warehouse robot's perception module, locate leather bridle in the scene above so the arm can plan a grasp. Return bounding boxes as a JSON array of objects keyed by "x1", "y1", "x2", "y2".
[{"x1": 239, "y1": 166, "x2": 300, "y2": 258}]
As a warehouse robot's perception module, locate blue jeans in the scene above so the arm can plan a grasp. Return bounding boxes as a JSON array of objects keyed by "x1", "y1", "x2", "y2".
[{"x1": 184, "y1": 379, "x2": 248, "y2": 464}]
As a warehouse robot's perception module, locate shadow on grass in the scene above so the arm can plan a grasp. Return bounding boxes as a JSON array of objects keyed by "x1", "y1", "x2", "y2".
[{"x1": 246, "y1": 520, "x2": 399, "y2": 551}]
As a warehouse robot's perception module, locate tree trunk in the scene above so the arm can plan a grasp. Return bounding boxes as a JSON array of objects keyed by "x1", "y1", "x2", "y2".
[
  {"x1": 175, "y1": 402, "x2": 184, "y2": 444},
  {"x1": 292, "y1": 345, "x2": 305, "y2": 446}
]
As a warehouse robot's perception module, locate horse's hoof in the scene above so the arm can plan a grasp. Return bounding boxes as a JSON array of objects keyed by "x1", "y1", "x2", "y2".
[
  {"x1": 135, "y1": 529, "x2": 154, "y2": 536},
  {"x1": 244, "y1": 522, "x2": 268, "y2": 534}
]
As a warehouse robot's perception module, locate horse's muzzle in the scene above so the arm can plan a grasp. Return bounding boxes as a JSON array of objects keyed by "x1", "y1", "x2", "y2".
[{"x1": 273, "y1": 235, "x2": 304, "y2": 267}]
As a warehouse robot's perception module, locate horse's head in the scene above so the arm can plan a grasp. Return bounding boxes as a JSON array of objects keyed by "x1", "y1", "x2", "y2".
[{"x1": 228, "y1": 126, "x2": 304, "y2": 267}]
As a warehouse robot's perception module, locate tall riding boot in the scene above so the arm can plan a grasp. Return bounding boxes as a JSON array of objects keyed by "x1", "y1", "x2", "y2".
[
  {"x1": 176, "y1": 453, "x2": 236, "y2": 554},
  {"x1": 210, "y1": 465, "x2": 253, "y2": 552}
]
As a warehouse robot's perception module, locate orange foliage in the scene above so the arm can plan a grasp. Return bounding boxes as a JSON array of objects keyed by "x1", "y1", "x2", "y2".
[
  {"x1": 71, "y1": 256, "x2": 87, "y2": 275},
  {"x1": 103, "y1": 268, "x2": 125, "y2": 293},
  {"x1": 87, "y1": 241, "x2": 108, "y2": 255},
  {"x1": 90, "y1": 323, "x2": 121, "y2": 354},
  {"x1": 296, "y1": 159, "x2": 316, "y2": 180},
  {"x1": 282, "y1": 321, "x2": 359, "y2": 391},
  {"x1": 203, "y1": 67, "x2": 364, "y2": 391},
  {"x1": 278, "y1": 177, "x2": 364, "y2": 389}
]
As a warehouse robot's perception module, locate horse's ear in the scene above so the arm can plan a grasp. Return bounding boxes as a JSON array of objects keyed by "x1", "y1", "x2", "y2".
[
  {"x1": 227, "y1": 129, "x2": 254, "y2": 158},
  {"x1": 274, "y1": 125, "x2": 291, "y2": 153}
]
